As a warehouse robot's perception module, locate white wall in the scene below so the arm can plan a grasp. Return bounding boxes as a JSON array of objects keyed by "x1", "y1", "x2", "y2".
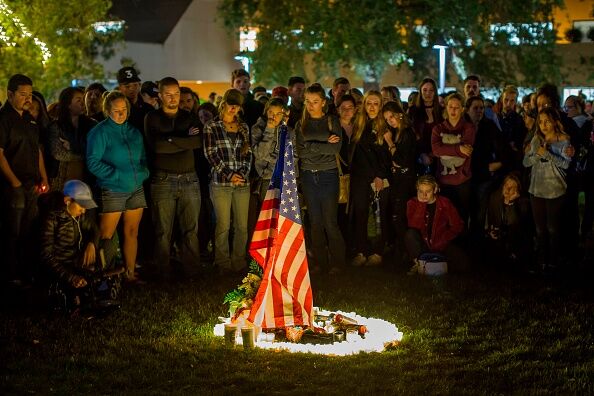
[{"x1": 98, "y1": 0, "x2": 242, "y2": 83}]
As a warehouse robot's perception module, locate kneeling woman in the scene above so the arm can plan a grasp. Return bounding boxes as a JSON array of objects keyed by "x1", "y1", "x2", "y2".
[{"x1": 405, "y1": 175, "x2": 467, "y2": 273}]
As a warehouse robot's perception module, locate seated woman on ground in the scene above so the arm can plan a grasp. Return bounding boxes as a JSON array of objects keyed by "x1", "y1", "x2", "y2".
[
  {"x1": 405, "y1": 175, "x2": 468, "y2": 274},
  {"x1": 485, "y1": 172, "x2": 533, "y2": 267}
]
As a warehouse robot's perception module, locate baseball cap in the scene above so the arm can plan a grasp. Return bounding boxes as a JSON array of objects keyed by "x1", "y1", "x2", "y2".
[
  {"x1": 117, "y1": 67, "x2": 141, "y2": 84},
  {"x1": 63, "y1": 180, "x2": 97, "y2": 209},
  {"x1": 223, "y1": 89, "x2": 244, "y2": 106},
  {"x1": 141, "y1": 81, "x2": 159, "y2": 98}
]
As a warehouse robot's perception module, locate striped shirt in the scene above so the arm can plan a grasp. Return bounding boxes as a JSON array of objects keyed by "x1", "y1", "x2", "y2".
[{"x1": 203, "y1": 117, "x2": 252, "y2": 186}]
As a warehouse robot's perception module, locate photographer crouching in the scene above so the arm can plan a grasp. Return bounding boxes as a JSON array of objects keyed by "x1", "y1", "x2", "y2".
[{"x1": 40, "y1": 180, "x2": 123, "y2": 314}]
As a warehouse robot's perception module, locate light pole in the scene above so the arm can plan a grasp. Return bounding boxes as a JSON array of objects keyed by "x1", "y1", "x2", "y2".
[{"x1": 433, "y1": 43, "x2": 447, "y2": 94}]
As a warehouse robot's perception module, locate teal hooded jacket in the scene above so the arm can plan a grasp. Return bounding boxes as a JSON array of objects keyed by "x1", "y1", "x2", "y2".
[{"x1": 86, "y1": 118, "x2": 149, "y2": 193}]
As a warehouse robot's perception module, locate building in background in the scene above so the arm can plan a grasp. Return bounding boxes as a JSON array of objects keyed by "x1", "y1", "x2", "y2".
[
  {"x1": 100, "y1": 0, "x2": 594, "y2": 101},
  {"x1": 100, "y1": 0, "x2": 241, "y2": 100}
]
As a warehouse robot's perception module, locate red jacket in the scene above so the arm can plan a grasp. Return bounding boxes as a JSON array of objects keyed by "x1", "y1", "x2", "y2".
[{"x1": 407, "y1": 195, "x2": 464, "y2": 252}]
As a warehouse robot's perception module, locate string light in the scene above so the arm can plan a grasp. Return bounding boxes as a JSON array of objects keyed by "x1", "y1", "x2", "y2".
[{"x1": 0, "y1": 0, "x2": 52, "y2": 64}]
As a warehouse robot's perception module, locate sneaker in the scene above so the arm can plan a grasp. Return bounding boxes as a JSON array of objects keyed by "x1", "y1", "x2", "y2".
[
  {"x1": 351, "y1": 253, "x2": 367, "y2": 267},
  {"x1": 365, "y1": 254, "x2": 382, "y2": 266},
  {"x1": 407, "y1": 259, "x2": 420, "y2": 275}
]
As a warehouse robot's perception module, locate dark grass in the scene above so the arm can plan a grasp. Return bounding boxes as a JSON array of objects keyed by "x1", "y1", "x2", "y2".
[{"x1": 1, "y1": 266, "x2": 594, "y2": 395}]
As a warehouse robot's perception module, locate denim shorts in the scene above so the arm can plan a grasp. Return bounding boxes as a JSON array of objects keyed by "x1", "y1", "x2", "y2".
[{"x1": 100, "y1": 186, "x2": 147, "y2": 213}]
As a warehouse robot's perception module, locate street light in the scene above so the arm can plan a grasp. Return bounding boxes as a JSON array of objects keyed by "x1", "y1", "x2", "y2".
[{"x1": 433, "y1": 39, "x2": 448, "y2": 94}]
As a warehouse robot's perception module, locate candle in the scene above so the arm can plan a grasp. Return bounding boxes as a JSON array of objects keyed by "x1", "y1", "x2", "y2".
[
  {"x1": 241, "y1": 326, "x2": 255, "y2": 349},
  {"x1": 224, "y1": 323, "x2": 237, "y2": 347},
  {"x1": 333, "y1": 330, "x2": 345, "y2": 343}
]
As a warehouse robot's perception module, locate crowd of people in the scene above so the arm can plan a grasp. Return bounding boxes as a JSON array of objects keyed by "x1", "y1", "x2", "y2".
[{"x1": 1, "y1": 67, "x2": 593, "y2": 311}]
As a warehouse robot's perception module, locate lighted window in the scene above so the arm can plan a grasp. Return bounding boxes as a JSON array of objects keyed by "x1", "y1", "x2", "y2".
[
  {"x1": 93, "y1": 20, "x2": 125, "y2": 34},
  {"x1": 240, "y1": 27, "x2": 257, "y2": 52},
  {"x1": 490, "y1": 23, "x2": 553, "y2": 45},
  {"x1": 563, "y1": 87, "x2": 594, "y2": 102}
]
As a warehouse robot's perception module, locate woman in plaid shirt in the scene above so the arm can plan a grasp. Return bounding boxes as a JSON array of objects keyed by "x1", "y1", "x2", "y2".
[{"x1": 203, "y1": 89, "x2": 253, "y2": 273}]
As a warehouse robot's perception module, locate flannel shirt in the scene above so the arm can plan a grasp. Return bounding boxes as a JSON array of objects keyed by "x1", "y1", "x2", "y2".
[{"x1": 203, "y1": 118, "x2": 252, "y2": 186}]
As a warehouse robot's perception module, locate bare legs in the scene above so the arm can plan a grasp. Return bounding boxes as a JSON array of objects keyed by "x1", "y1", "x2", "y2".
[{"x1": 99, "y1": 208, "x2": 144, "y2": 280}]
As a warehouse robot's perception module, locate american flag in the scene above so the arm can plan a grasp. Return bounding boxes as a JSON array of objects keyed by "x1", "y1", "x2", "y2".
[{"x1": 248, "y1": 124, "x2": 313, "y2": 329}]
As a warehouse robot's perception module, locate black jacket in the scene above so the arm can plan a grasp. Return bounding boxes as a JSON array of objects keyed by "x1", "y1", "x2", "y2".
[
  {"x1": 144, "y1": 108, "x2": 202, "y2": 173},
  {"x1": 350, "y1": 121, "x2": 389, "y2": 184},
  {"x1": 40, "y1": 207, "x2": 99, "y2": 284},
  {"x1": 471, "y1": 117, "x2": 512, "y2": 184}
]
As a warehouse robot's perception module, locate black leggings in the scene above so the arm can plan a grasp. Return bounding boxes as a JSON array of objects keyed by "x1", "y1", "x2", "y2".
[
  {"x1": 530, "y1": 194, "x2": 564, "y2": 267},
  {"x1": 349, "y1": 178, "x2": 390, "y2": 256}
]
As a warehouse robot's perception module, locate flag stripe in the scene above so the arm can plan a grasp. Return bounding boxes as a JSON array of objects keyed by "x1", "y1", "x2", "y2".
[{"x1": 247, "y1": 124, "x2": 313, "y2": 329}]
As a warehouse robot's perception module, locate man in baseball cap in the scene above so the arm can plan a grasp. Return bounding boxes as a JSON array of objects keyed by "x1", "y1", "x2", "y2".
[
  {"x1": 117, "y1": 66, "x2": 141, "y2": 84},
  {"x1": 40, "y1": 180, "x2": 100, "y2": 300},
  {"x1": 63, "y1": 179, "x2": 97, "y2": 210},
  {"x1": 140, "y1": 81, "x2": 160, "y2": 109},
  {"x1": 116, "y1": 66, "x2": 153, "y2": 132}
]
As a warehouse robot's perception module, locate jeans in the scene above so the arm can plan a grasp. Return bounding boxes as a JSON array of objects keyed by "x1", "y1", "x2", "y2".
[
  {"x1": 150, "y1": 172, "x2": 201, "y2": 272},
  {"x1": 2, "y1": 183, "x2": 39, "y2": 281},
  {"x1": 210, "y1": 184, "x2": 250, "y2": 271},
  {"x1": 301, "y1": 169, "x2": 345, "y2": 269},
  {"x1": 530, "y1": 194, "x2": 564, "y2": 267}
]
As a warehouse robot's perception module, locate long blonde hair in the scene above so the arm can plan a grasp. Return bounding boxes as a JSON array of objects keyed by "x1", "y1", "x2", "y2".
[{"x1": 352, "y1": 90, "x2": 387, "y2": 145}]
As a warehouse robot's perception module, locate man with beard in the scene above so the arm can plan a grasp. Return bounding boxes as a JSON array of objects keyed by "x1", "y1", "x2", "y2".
[
  {"x1": 0, "y1": 74, "x2": 49, "y2": 285},
  {"x1": 143, "y1": 77, "x2": 202, "y2": 278},
  {"x1": 497, "y1": 85, "x2": 527, "y2": 171}
]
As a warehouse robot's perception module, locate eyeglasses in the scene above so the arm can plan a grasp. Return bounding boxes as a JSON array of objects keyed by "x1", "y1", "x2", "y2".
[{"x1": 267, "y1": 111, "x2": 285, "y2": 118}]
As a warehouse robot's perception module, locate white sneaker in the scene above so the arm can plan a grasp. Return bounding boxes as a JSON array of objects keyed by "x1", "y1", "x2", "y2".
[
  {"x1": 365, "y1": 254, "x2": 382, "y2": 266},
  {"x1": 407, "y1": 259, "x2": 420, "y2": 275},
  {"x1": 351, "y1": 253, "x2": 366, "y2": 267}
]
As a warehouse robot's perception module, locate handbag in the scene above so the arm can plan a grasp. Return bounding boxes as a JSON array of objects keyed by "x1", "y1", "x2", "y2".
[{"x1": 336, "y1": 154, "x2": 350, "y2": 204}]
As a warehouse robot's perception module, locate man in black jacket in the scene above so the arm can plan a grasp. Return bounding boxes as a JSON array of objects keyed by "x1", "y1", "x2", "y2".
[
  {"x1": 144, "y1": 77, "x2": 202, "y2": 278},
  {"x1": 497, "y1": 85, "x2": 528, "y2": 172},
  {"x1": 40, "y1": 180, "x2": 100, "y2": 290}
]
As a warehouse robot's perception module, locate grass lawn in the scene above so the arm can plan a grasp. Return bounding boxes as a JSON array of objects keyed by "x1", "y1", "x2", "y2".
[{"x1": 1, "y1": 266, "x2": 593, "y2": 395}]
